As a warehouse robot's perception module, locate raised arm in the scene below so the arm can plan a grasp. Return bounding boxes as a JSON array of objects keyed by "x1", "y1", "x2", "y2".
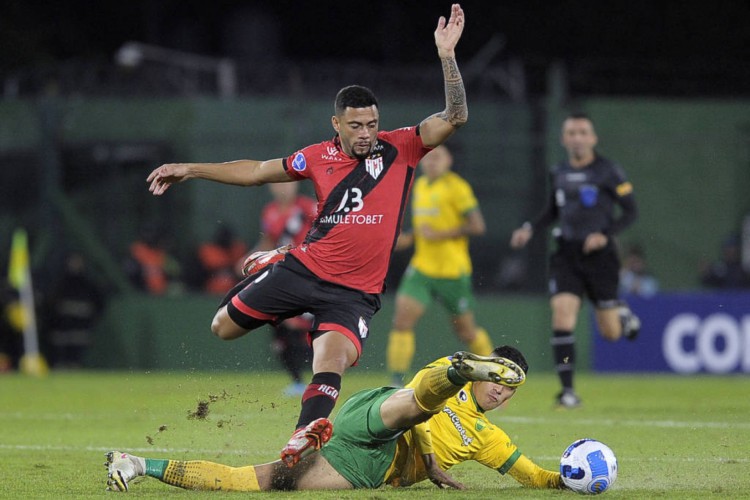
[
  {"x1": 146, "y1": 158, "x2": 290, "y2": 196},
  {"x1": 419, "y1": 4, "x2": 468, "y2": 148}
]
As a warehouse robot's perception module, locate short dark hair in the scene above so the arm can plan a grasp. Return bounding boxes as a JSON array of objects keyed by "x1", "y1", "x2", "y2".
[
  {"x1": 334, "y1": 85, "x2": 379, "y2": 115},
  {"x1": 492, "y1": 345, "x2": 529, "y2": 376},
  {"x1": 565, "y1": 111, "x2": 593, "y2": 123}
]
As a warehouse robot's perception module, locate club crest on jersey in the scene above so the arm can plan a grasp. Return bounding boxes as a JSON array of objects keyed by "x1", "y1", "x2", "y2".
[
  {"x1": 365, "y1": 157, "x2": 384, "y2": 179},
  {"x1": 292, "y1": 152, "x2": 307, "y2": 171}
]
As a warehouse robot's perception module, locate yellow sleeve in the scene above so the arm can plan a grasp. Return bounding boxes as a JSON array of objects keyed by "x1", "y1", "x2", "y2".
[
  {"x1": 451, "y1": 176, "x2": 479, "y2": 215},
  {"x1": 411, "y1": 421, "x2": 434, "y2": 455},
  {"x1": 505, "y1": 454, "x2": 563, "y2": 489}
]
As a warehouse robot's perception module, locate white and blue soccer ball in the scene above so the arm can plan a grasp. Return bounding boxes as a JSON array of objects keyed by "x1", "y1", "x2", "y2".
[{"x1": 560, "y1": 438, "x2": 618, "y2": 494}]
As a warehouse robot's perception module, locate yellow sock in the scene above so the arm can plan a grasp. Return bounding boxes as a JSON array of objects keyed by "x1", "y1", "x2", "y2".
[
  {"x1": 467, "y1": 326, "x2": 493, "y2": 356},
  {"x1": 162, "y1": 461, "x2": 259, "y2": 491},
  {"x1": 413, "y1": 365, "x2": 464, "y2": 414},
  {"x1": 387, "y1": 329, "x2": 415, "y2": 375}
]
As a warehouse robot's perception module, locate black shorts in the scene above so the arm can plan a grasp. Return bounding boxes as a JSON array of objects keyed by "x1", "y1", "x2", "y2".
[
  {"x1": 224, "y1": 255, "x2": 381, "y2": 359},
  {"x1": 548, "y1": 239, "x2": 620, "y2": 308}
]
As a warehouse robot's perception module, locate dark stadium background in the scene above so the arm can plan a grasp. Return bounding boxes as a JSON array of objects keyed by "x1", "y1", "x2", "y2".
[
  {"x1": 2, "y1": 0, "x2": 748, "y2": 96},
  {"x1": 1, "y1": 0, "x2": 749, "y2": 372}
]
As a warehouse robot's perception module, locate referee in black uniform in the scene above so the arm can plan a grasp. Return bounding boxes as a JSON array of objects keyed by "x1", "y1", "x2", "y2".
[{"x1": 510, "y1": 112, "x2": 640, "y2": 408}]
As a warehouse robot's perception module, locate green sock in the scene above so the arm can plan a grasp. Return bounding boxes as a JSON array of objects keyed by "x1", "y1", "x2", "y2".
[
  {"x1": 145, "y1": 458, "x2": 169, "y2": 478},
  {"x1": 447, "y1": 366, "x2": 469, "y2": 386}
]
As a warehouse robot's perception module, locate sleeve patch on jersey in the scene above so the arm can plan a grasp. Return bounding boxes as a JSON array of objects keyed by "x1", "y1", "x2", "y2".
[
  {"x1": 292, "y1": 152, "x2": 307, "y2": 172},
  {"x1": 616, "y1": 181, "x2": 633, "y2": 196},
  {"x1": 497, "y1": 449, "x2": 522, "y2": 475}
]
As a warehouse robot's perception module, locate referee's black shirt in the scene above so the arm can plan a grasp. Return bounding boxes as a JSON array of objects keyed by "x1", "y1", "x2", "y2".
[{"x1": 530, "y1": 155, "x2": 637, "y2": 242}]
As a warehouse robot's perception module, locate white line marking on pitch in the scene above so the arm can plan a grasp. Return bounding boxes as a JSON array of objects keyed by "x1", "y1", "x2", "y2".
[
  {"x1": 0, "y1": 444, "x2": 242, "y2": 455},
  {"x1": 499, "y1": 415, "x2": 750, "y2": 430},
  {"x1": 1, "y1": 444, "x2": 748, "y2": 464},
  {"x1": 2, "y1": 411, "x2": 749, "y2": 430}
]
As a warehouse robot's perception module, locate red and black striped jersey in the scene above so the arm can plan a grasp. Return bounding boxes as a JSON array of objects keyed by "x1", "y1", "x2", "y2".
[{"x1": 282, "y1": 126, "x2": 430, "y2": 294}]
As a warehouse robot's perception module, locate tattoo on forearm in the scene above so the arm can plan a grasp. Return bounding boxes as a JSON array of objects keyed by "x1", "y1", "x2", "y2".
[
  {"x1": 439, "y1": 57, "x2": 467, "y2": 126},
  {"x1": 441, "y1": 56, "x2": 461, "y2": 80}
]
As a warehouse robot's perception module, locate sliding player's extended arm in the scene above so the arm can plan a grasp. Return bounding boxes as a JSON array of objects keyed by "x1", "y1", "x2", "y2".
[{"x1": 505, "y1": 454, "x2": 564, "y2": 489}]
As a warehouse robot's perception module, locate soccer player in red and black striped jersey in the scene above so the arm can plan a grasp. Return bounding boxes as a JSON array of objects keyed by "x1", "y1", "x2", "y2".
[{"x1": 147, "y1": 4, "x2": 469, "y2": 468}]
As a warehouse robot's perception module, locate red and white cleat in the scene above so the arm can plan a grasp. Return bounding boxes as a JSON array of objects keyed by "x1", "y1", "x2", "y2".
[
  {"x1": 241, "y1": 245, "x2": 293, "y2": 276},
  {"x1": 279, "y1": 417, "x2": 333, "y2": 468}
]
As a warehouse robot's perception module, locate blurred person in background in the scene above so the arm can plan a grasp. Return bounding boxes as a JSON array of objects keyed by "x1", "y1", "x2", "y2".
[
  {"x1": 700, "y1": 233, "x2": 750, "y2": 289},
  {"x1": 124, "y1": 223, "x2": 184, "y2": 295},
  {"x1": 386, "y1": 145, "x2": 490, "y2": 387},
  {"x1": 249, "y1": 182, "x2": 317, "y2": 396},
  {"x1": 251, "y1": 183, "x2": 317, "y2": 256},
  {"x1": 44, "y1": 251, "x2": 105, "y2": 368},
  {"x1": 619, "y1": 244, "x2": 659, "y2": 298},
  {"x1": 194, "y1": 224, "x2": 247, "y2": 295},
  {"x1": 145, "y1": 4, "x2": 468, "y2": 468},
  {"x1": 510, "y1": 112, "x2": 639, "y2": 409}
]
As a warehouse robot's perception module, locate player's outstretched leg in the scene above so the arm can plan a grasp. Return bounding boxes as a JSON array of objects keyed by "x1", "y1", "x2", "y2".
[
  {"x1": 451, "y1": 351, "x2": 526, "y2": 386},
  {"x1": 280, "y1": 417, "x2": 333, "y2": 468},
  {"x1": 105, "y1": 451, "x2": 145, "y2": 492},
  {"x1": 105, "y1": 450, "x2": 265, "y2": 492},
  {"x1": 412, "y1": 351, "x2": 526, "y2": 416}
]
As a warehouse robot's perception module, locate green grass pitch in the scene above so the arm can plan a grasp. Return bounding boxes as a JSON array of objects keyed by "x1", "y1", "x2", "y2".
[{"x1": 1, "y1": 370, "x2": 748, "y2": 499}]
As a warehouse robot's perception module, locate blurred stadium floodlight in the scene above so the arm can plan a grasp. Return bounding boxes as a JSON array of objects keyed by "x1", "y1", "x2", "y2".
[{"x1": 115, "y1": 41, "x2": 237, "y2": 98}]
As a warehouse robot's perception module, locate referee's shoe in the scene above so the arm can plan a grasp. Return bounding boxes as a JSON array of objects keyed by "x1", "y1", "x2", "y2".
[
  {"x1": 619, "y1": 305, "x2": 641, "y2": 341},
  {"x1": 555, "y1": 390, "x2": 582, "y2": 409}
]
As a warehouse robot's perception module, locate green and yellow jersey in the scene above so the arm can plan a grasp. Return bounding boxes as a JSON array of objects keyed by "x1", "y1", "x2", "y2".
[
  {"x1": 385, "y1": 356, "x2": 562, "y2": 489},
  {"x1": 409, "y1": 172, "x2": 478, "y2": 279}
]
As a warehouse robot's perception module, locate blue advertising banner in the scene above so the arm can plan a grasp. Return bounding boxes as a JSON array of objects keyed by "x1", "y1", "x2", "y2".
[{"x1": 593, "y1": 292, "x2": 750, "y2": 373}]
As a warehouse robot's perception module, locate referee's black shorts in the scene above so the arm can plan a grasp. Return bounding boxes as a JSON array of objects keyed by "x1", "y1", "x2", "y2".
[
  {"x1": 548, "y1": 238, "x2": 620, "y2": 309},
  {"x1": 224, "y1": 255, "x2": 381, "y2": 360}
]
